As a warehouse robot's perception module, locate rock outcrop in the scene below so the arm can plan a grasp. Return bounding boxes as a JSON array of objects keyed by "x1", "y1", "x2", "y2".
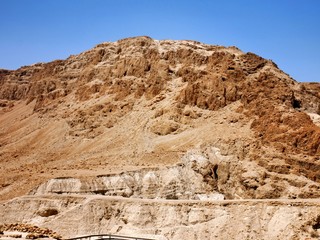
[
  {"x1": 31, "y1": 149, "x2": 224, "y2": 200},
  {"x1": 0, "y1": 223, "x2": 62, "y2": 239},
  {"x1": 29, "y1": 148, "x2": 320, "y2": 200}
]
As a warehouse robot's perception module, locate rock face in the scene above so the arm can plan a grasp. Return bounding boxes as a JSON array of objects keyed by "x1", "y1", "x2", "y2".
[
  {"x1": 31, "y1": 149, "x2": 224, "y2": 200},
  {"x1": 0, "y1": 36, "x2": 320, "y2": 239},
  {"x1": 1, "y1": 195, "x2": 320, "y2": 240}
]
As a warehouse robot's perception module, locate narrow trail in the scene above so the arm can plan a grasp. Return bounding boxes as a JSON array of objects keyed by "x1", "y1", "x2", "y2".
[{"x1": 18, "y1": 194, "x2": 320, "y2": 206}]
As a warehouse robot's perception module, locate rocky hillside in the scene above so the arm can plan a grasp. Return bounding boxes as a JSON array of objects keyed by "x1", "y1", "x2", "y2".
[{"x1": 0, "y1": 36, "x2": 320, "y2": 239}]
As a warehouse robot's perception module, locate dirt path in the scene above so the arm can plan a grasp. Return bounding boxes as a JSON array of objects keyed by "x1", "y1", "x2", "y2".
[{"x1": 19, "y1": 194, "x2": 320, "y2": 206}]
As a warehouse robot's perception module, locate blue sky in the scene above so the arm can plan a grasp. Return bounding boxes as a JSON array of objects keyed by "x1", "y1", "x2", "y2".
[{"x1": 0, "y1": 0, "x2": 319, "y2": 82}]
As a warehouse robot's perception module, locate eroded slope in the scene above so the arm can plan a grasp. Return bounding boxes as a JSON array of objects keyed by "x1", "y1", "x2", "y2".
[
  {"x1": 0, "y1": 37, "x2": 320, "y2": 202},
  {"x1": 1, "y1": 36, "x2": 320, "y2": 240}
]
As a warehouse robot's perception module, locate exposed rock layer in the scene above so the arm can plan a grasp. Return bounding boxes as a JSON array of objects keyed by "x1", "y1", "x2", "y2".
[{"x1": 1, "y1": 195, "x2": 320, "y2": 240}]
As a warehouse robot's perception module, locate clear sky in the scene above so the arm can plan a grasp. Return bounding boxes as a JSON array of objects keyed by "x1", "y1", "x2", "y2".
[{"x1": 0, "y1": 0, "x2": 319, "y2": 82}]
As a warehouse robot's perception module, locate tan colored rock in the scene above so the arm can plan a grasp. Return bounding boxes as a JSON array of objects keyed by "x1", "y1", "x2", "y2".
[{"x1": 0, "y1": 36, "x2": 320, "y2": 239}]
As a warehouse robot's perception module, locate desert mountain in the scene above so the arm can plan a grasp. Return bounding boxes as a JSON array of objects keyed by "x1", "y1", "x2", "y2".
[{"x1": 0, "y1": 36, "x2": 320, "y2": 239}]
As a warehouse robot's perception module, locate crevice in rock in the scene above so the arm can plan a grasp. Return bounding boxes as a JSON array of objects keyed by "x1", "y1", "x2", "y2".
[
  {"x1": 312, "y1": 216, "x2": 320, "y2": 230},
  {"x1": 37, "y1": 208, "x2": 59, "y2": 217},
  {"x1": 213, "y1": 165, "x2": 218, "y2": 179}
]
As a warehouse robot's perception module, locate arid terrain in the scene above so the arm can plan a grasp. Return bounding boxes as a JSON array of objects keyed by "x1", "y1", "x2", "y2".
[{"x1": 0, "y1": 36, "x2": 319, "y2": 239}]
